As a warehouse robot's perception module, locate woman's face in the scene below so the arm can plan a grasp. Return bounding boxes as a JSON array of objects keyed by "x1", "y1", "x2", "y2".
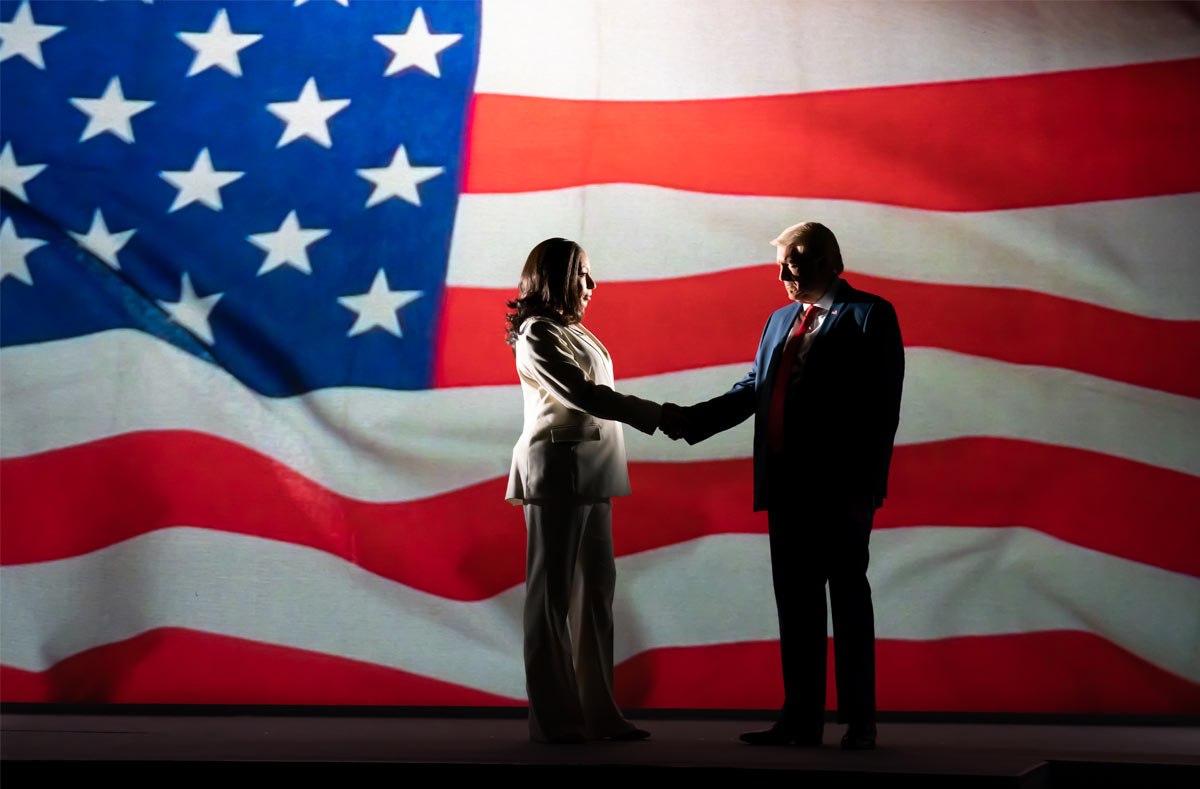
[{"x1": 577, "y1": 252, "x2": 596, "y2": 313}]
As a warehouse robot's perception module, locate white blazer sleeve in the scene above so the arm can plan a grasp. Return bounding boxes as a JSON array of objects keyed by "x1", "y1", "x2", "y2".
[{"x1": 521, "y1": 319, "x2": 662, "y2": 435}]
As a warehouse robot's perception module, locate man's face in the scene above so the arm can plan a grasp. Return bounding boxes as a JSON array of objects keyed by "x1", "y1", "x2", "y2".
[{"x1": 777, "y1": 243, "x2": 835, "y2": 303}]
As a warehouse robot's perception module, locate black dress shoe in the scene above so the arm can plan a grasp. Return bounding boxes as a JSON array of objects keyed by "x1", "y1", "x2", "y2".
[
  {"x1": 840, "y1": 723, "x2": 877, "y2": 750},
  {"x1": 740, "y1": 725, "x2": 822, "y2": 746}
]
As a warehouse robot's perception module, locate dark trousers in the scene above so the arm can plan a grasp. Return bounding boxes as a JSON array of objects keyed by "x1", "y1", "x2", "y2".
[{"x1": 767, "y1": 502, "x2": 876, "y2": 730}]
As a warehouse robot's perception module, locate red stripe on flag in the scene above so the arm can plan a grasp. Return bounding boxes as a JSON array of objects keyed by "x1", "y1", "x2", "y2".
[
  {"x1": 2, "y1": 434, "x2": 1196, "y2": 598},
  {"x1": 434, "y1": 270, "x2": 1200, "y2": 397},
  {"x1": 0, "y1": 627, "x2": 521, "y2": 706},
  {"x1": 464, "y1": 59, "x2": 1200, "y2": 210},
  {"x1": 3, "y1": 628, "x2": 1196, "y2": 712},
  {"x1": 0, "y1": 429, "x2": 526, "y2": 601},
  {"x1": 622, "y1": 438, "x2": 1200, "y2": 578},
  {"x1": 615, "y1": 633, "x2": 1200, "y2": 713}
]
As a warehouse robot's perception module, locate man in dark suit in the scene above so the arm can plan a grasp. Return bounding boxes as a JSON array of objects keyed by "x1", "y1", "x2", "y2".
[{"x1": 663, "y1": 221, "x2": 904, "y2": 749}]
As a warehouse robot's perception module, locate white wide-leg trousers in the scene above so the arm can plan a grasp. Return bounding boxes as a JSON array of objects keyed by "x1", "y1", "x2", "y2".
[{"x1": 523, "y1": 498, "x2": 633, "y2": 742}]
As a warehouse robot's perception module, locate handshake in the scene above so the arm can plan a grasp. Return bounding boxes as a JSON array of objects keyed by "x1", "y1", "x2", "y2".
[{"x1": 658, "y1": 402, "x2": 692, "y2": 441}]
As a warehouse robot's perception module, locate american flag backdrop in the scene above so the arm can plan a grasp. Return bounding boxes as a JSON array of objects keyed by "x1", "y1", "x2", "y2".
[{"x1": 1, "y1": 0, "x2": 1198, "y2": 712}]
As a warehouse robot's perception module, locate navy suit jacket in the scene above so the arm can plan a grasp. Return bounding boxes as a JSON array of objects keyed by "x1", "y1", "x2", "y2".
[{"x1": 684, "y1": 279, "x2": 904, "y2": 512}]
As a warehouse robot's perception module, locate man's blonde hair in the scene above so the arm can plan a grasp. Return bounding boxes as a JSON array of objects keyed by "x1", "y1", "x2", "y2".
[{"x1": 771, "y1": 221, "x2": 844, "y2": 274}]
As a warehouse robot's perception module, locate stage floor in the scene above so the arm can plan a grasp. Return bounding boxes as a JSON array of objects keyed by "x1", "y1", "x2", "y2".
[{"x1": 3, "y1": 713, "x2": 1198, "y2": 786}]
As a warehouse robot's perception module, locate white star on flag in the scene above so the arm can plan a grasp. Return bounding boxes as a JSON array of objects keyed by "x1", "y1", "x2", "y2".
[
  {"x1": 0, "y1": 141, "x2": 46, "y2": 203},
  {"x1": 0, "y1": 217, "x2": 47, "y2": 285},
  {"x1": 160, "y1": 148, "x2": 245, "y2": 213},
  {"x1": 68, "y1": 208, "x2": 136, "y2": 270},
  {"x1": 0, "y1": 1, "x2": 65, "y2": 70},
  {"x1": 337, "y1": 269, "x2": 422, "y2": 338},
  {"x1": 374, "y1": 7, "x2": 461, "y2": 78},
  {"x1": 69, "y1": 76, "x2": 155, "y2": 143},
  {"x1": 294, "y1": 0, "x2": 350, "y2": 6},
  {"x1": 248, "y1": 210, "x2": 331, "y2": 275},
  {"x1": 357, "y1": 145, "x2": 443, "y2": 208},
  {"x1": 159, "y1": 272, "x2": 223, "y2": 345},
  {"x1": 266, "y1": 77, "x2": 350, "y2": 149},
  {"x1": 177, "y1": 8, "x2": 262, "y2": 78}
]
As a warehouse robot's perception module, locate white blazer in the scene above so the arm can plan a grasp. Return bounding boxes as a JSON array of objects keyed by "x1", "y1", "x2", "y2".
[{"x1": 506, "y1": 316, "x2": 662, "y2": 504}]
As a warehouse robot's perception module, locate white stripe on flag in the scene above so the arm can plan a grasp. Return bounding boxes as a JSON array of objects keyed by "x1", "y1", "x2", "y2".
[
  {"x1": 476, "y1": 0, "x2": 1200, "y2": 100},
  {"x1": 2, "y1": 527, "x2": 1197, "y2": 692},
  {"x1": 3, "y1": 332, "x2": 1197, "y2": 500},
  {"x1": 448, "y1": 188, "x2": 1200, "y2": 321}
]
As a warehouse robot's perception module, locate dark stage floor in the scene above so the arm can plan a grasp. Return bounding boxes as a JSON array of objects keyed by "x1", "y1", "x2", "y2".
[{"x1": 3, "y1": 712, "x2": 1198, "y2": 787}]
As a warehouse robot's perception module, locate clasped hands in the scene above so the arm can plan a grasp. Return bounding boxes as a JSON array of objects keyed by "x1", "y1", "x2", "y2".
[{"x1": 658, "y1": 402, "x2": 691, "y2": 441}]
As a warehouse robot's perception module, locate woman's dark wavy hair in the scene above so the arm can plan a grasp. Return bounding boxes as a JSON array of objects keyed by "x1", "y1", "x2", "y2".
[{"x1": 504, "y1": 237, "x2": 587, "y2": 349}]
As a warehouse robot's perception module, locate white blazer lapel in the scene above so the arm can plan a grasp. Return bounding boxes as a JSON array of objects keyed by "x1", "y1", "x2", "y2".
[{"x1": 574, "y1": 324, "x2": 613, "y2": 382}]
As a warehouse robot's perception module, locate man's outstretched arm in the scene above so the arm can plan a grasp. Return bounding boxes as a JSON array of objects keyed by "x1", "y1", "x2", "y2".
[
  {"x1": 678, "y1": 367, "x2": 758, "y2": 444},
  {"x1": 660, "y1": 313, "x2": 771, "y2": 442}
]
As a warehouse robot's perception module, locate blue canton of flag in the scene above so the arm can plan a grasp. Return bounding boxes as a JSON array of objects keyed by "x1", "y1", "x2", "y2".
[{"x1": 0, "y1": 0, "x2": 481, "y2": 395}]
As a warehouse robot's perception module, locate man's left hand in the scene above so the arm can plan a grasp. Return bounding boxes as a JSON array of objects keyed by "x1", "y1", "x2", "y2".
[{"x1": 848, "y1": 494, "x2": 877, "y2": 524}]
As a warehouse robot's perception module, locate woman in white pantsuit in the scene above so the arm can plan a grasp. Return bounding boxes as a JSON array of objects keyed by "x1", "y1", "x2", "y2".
[{"x1": 505, "y1": 238, "x2": 665, "y2": 743}]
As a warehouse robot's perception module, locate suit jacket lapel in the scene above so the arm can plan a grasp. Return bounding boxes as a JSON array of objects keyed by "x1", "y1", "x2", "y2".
[
  {"x1": 775, "y1": 302, "x2": 803, "y2": 349},
  {"x1": 766, "y1": 301, "x2": 803, "y2": 381},
  {"x1": 816, "y1": 279, "x2": 848, "y2": 339},
  {"x1": 574, "y1": 323, "x2": 613, "y2": 381},
  {"x1": 575, "y1": 324, "x2": 609, "y2": 360}
]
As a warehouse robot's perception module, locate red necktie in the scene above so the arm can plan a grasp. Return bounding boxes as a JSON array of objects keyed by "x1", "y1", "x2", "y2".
[{"x1": 767, "y1": 304, "x2": 820, "y2": 454}]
